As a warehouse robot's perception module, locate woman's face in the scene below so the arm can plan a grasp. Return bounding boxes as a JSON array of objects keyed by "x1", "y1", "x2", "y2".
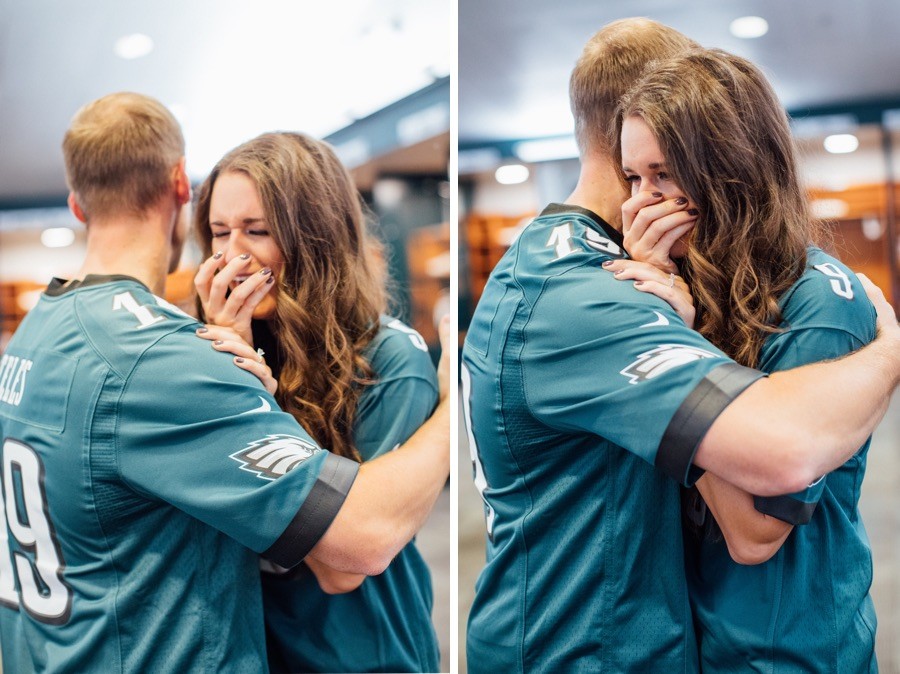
[
  {"x1": 208, "y1": 171, "x2": 285, "y2": 320},
  {"x1": 620, "y1": 115, "x2": 695, "y2": 258}
]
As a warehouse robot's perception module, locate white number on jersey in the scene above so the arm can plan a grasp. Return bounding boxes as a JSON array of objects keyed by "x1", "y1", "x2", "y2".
[
  {"x1": 112, "y1": 291, "x2": 165, "y2": 329},
  {"x1": 461, "y1": 363, "x2": 496, "y2": 539},
  {"x1": 813, "y1": 263, "x2": 854, "y2": 300},
  {"x1": 547, "y1": 221, "x2": 622, "y2": 260},
  {"x1": 386, "y1": 319, "x2": 429, "y2": 352},
  {"x1": 547, "y1": 223, "x2": 576, "y2": 260},
  {"x1": 0, "y1": 439, "x2": 72, "y2": 623},
  {"x1": 584, "y1": 228, "x2": 622, "y2": 256}
]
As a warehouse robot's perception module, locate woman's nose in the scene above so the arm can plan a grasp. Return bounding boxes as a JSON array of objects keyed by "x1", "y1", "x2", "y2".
[{"x1": 222, "y1": 232, "x2": 248, "y2": 262}]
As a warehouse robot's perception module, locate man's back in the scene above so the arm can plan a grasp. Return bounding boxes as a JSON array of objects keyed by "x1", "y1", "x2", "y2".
[
  {"x1": 462, "y1": 204, "x2": 763, "y2": 672},
  {"x1": 0, "y1": 275, "x2": 348, "y2": 672}
]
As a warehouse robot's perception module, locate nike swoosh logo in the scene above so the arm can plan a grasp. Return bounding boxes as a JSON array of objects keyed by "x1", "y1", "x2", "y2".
[
  {"x1": 241, "y1": 396, "x2": 272, "y2": 415},
  {"x1": 640, "y1": 311, "x2": 670, "y2": 328}
]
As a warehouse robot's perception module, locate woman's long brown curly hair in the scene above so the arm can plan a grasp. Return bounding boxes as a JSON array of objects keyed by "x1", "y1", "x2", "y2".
[
  {"x1": 194, "y1": 132, "x2": 387, "y2": 461},
  {"x1": 613, "y1": 49, "x2": 824, "y2": 367}
]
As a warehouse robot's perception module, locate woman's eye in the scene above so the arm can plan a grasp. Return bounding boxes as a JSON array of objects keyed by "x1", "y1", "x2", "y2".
[
  {"x1": 210, "y1": 231, "x2": 229, "y2": 238},
  {"x1": 247, "y1": 230, "x2": 269, "y2": 236},
  {"x1": 624, "y1": 175, "x2": 639, "y2": 183},
  {"x1": 657, "y1": 172, "x2": 670, "y2": 181}
]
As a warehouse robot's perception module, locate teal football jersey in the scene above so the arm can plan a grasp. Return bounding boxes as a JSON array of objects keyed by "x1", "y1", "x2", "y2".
[
  {"x1": 462, "y1": 204, "x2": 764, "y2": 673},
  {"x1": 0, "y1": 275, "x2": 358, "y2": 673},
  {"x1": 686, "y1": 248, "x2": 878, "y2": 673},
  {"x1": 262, "y1": 317, "x2": 441, "y2": 673}
]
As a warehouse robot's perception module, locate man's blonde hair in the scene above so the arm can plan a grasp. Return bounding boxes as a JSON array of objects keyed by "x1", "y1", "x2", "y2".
[
  {"x1": 569, "y1": 18, "x2": 698, "y2": 157},
  {"x1": 62, "y1": 92, "x2": 184, "y2": 219}
]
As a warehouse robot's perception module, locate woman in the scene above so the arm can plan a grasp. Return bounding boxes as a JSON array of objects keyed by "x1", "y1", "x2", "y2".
[
  {"x1": 606, "y1": 49, "x2": 877, "y2": 672},
  {"x1": 192, "y1": 132, "x2": 441, "y2": 673}
]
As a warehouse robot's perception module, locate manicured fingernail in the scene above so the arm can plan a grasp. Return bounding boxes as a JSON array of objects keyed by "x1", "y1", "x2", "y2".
[
  {"x1": 614, "y1": 269, "x2": 624, "y2": 276},
  {"x1": 634, "y1": 281, "x2": 644, "y2": 287},
  {"x1": 196, "y1": 327, "x2": 208, "y2": 334},
  {"x1": 213, "y1": 251, "x2": 223, "y2": 259},
  {"x1": 652, "y1": 192, "x2": 663, "y2": 198},
  {"x1": 687, "y1": 208, "x2": 699, "y2": 216},
  {"x1": 235, "y1": 357, "x2": 245, "y2": 364},
  {"x1": 260, "y1": 267, "x2": 272, "y2": 275},
  {"x1": 240, "y1": 253, "x2": 250, "y2": 260},
  {"x1": 214, "y1": 340, "x2": 223, "y2": 346},
  {"x1": 675, "y1": 197, "x2": 688, "y2": 205},
  {"x1": 266, "y1": 277, "x2": 274, "y2": 284},
  {"x1": 601, "y1": 260, "x2": 613, "y2": 268}
]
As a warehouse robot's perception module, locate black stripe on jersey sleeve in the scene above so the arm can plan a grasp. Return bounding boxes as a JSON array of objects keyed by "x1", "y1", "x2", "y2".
[
  {"x1": 656, "y1": 362, "x2": 765, "y2": 487},
  {"x1": 262, "y1": 452, "x2": 359, "y2": 568},
  {"x1": 753, "y1": 494, "x2": 818, "y2": 525}
]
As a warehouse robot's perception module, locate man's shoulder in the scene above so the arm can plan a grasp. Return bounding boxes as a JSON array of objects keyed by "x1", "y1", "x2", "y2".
[
  {"x1": 481, "y1": 205, "x2": 628, "y2": 311},
  {"x1": 513, "y1": 206, "x2": 626, "y2": 275},
  {"x1": 68, "y1": 278, "x2": 205, "y2": 378}
]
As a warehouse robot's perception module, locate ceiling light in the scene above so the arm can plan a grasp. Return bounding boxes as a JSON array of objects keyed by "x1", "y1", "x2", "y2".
[
  {"x1": 514, "y1": 136, "x2": 579, "y2": 163},
  {"x1": 862, "y1": 216, "x2": 883, "y2": 241},
  {"x1": 495, "y1": 164, "x2": 530, "y2": 185},
  {"x1": 823, "y1": 134, "x2": 859, "y2": 154},
  {"x1": 41, "y1": 227, "x2": 75, "y2": 248},
  {"x1": 114, "y1": 33, "x2": 154, "y2": 60},
  {"x1": 729, "y1": 16, "x2": 769, "y2": 39}
]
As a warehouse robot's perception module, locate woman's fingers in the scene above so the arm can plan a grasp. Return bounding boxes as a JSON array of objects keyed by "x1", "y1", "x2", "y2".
[
  {"x1": 621, "y1": 190, "x2": 665, "y2": 239},
  {"x1": 194, "y1": 251, "x2": 226, "y2": 309},
  {"x1": 632, "y1": 279, "x2": 696, "y2": 328},
  {"x1": 195, "y1": 324, "x2": 250, "y2": 348},
  {"x1": 223, "y1": 267, "x2": 275, "y2": 326},
  {"x1": 604, "y1": 259, "x2": 695, "y2": 327},
  {"x1": 232, "y1": 356, "x2": 278, "y2": 395},
  {"x1": 631, "y1": 279, "x2": 695, "y2": 327},
  {"x1": 203, "y1": 334, "x2": 277, "y2": 394},
  {"x1": 623, "y1": 206, "x2": 697, "y2": 274},
  {"x1": 623, "y1": 194, "x2": 687, "y2": 239},
  {"x1": 206, "y1": 254, "x2": 253, "y2": 318},
  {"x1": 603, "y1": 259, "x2": 686, "y2": 289},
  {"x1": 653, "y1": 220, "x2": 695, "y2": 256}
]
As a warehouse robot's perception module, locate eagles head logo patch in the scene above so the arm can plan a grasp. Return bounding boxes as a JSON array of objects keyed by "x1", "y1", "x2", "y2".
[
  {"x1": 230, "y1": 434, "x2": 319, "y2": 480},
  {"x1": 620, "y1": 344, "x2": 717, "y2": 384}
]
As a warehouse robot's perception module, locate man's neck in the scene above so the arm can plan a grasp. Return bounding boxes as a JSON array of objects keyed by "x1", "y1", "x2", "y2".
[
  {"x1": 566, "y1": 152, "x2": 627, "y2": 231},
  {"x1": 75, "y1": 211, "x2": 174, "y2": 296}
]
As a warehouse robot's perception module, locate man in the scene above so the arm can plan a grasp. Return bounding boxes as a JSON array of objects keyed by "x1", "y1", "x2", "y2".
[
  {"x1": 0, "y1": 92, "x2": 450, "y2": 672},
  {"x1": 462, "y1": 18, "x2": 900, "y2": 672}
]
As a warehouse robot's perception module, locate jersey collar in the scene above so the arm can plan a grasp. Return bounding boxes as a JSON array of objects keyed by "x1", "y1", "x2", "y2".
[
  {"x1": 541, "y1": 203, "x2": 624, "y2": 249},
  {"x1": 45, "y1": 274, "x2": 146, "y2": 297}
]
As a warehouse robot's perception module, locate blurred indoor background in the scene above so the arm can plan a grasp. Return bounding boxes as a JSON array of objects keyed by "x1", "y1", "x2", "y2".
[{"x1": 458, "y1": 1, "x2": 900, "y2": 672}]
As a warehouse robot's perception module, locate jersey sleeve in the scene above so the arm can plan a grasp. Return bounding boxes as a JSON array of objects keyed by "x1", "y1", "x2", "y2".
[
  {"x1": 354, "y1": 331, "x2": 439, "y2": 461},
  {"x1": 522, "y1": 265, "x2": 764, "y2": 486},
  {"x1": 751, "y1": 324, "x2": 869, "y2": 524},
  {"x1": 115, "y1": 328, "x2": 359, "y2": 568}
]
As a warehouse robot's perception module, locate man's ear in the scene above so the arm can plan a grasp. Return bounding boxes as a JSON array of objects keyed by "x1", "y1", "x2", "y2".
[
  {"x1": 67, "y1": 192, "x2": 87, "y2": 223},
  {"x1": 174, "y1": 157, "x2": 192, "y2": 206}
]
